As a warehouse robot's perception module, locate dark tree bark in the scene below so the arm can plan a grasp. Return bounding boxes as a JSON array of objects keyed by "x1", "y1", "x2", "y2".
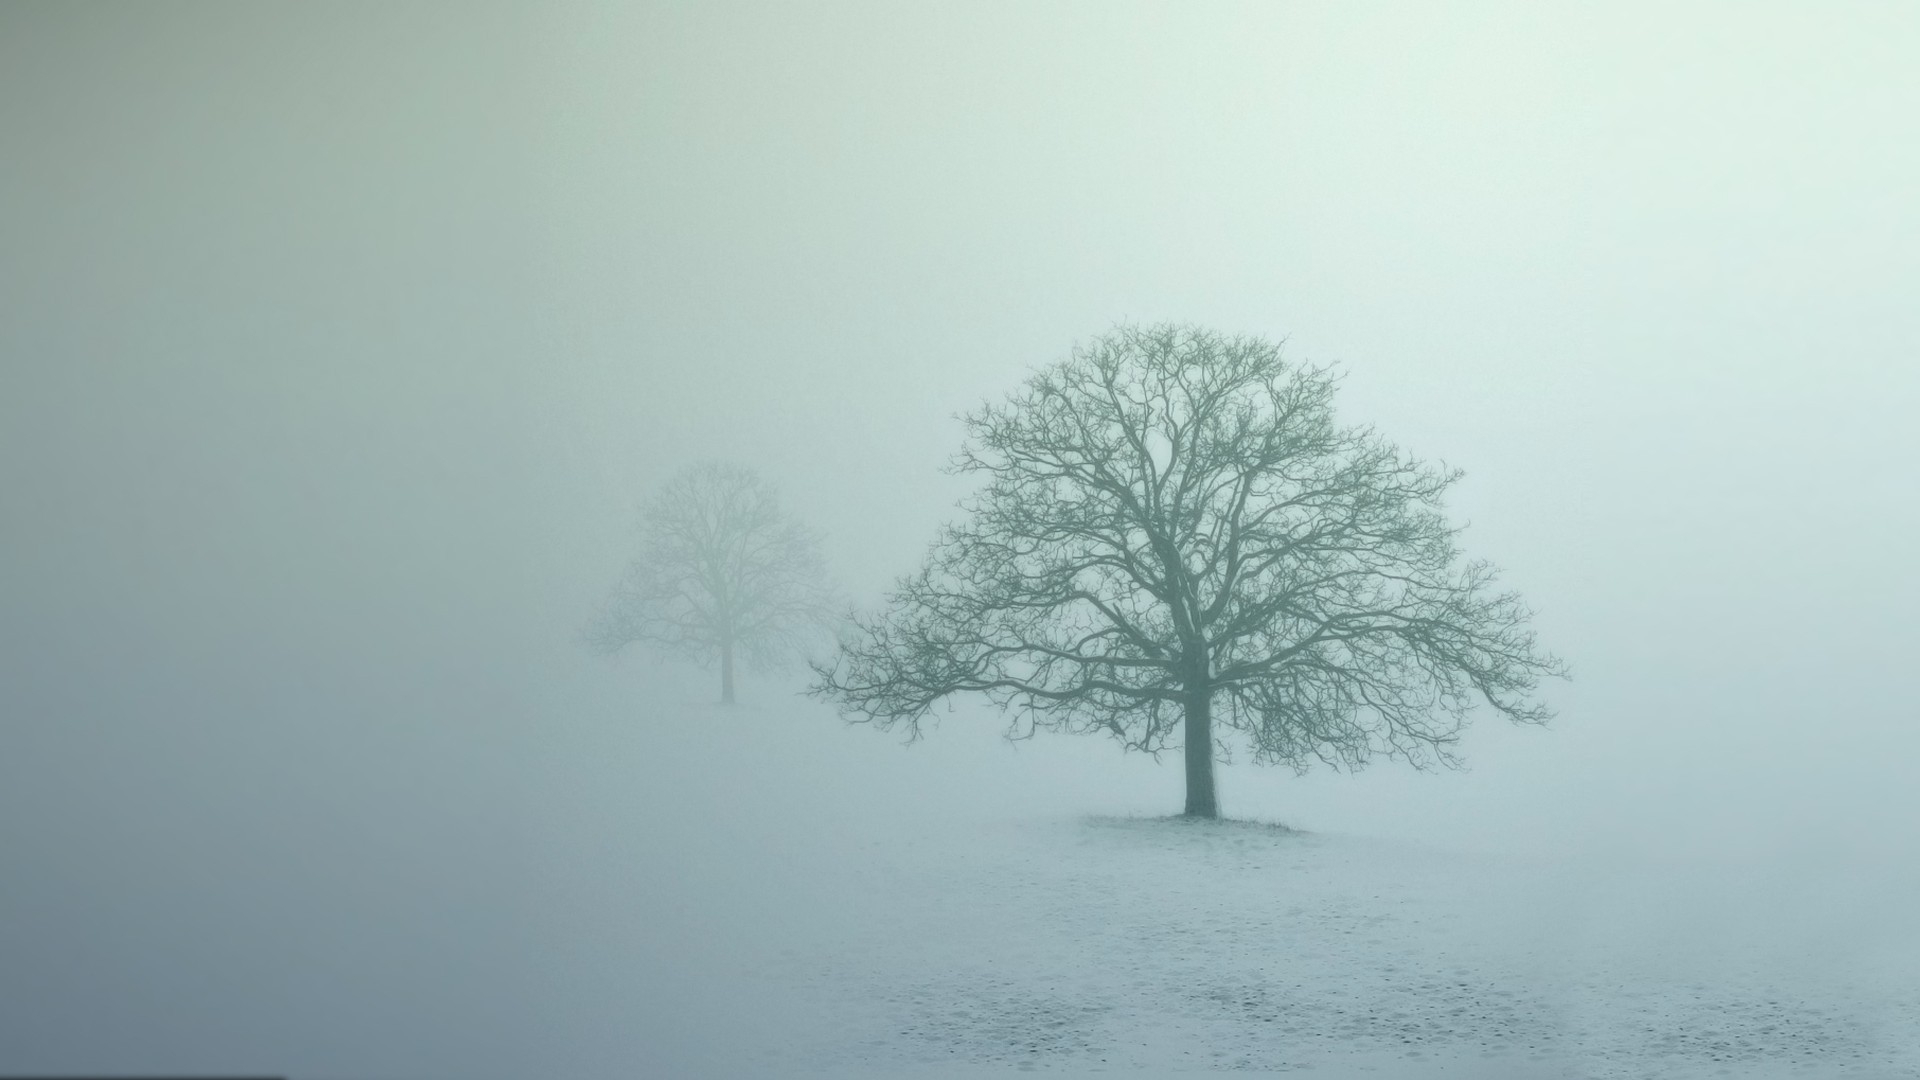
[
  {"x1": 1182, "y1": 689, "x2": 1218, "y2": 818},
  {"x1": 812, "y1": 324, "x2": 1566, "y2": 816}
]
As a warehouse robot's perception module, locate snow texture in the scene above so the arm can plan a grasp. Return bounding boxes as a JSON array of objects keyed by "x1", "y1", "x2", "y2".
[
  {"x1": 542, "y1": 684, "x2": 1920, "y2": 1079},
  {"x1": 731, "y1": 818, "x2": 1919, "y2": 1078}
]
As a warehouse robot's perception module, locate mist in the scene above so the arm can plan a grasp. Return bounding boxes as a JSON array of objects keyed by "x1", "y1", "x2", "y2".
[{"x1": 4, "y1": 3, "x2": 1918, "y2": 1077}]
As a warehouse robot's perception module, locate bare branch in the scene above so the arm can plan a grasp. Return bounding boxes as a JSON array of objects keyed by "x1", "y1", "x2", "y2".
[
  {"x1": 812, "y1": 323, "x2": 1566, "y2": 789},
  {"x1": 586, "y1": 462, "x2": 840, "y2": 701}
]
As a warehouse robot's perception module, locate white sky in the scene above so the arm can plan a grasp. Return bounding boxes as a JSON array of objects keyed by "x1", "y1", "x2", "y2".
[{"x1": 534, "y1": 0, "x2": 1920, "y2": 855}]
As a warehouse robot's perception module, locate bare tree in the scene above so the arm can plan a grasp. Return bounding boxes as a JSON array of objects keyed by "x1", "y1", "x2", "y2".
[
  {"x1": 587, "y1": 462, "x2": 835, "y2": 704},
  {"x1": 812, "y1": 324, "x2": 1566, "y2": 817}
]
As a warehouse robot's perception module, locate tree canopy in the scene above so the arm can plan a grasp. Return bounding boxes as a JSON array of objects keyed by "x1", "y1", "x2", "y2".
[
  {"x1": 588, "y1": 462, "x2": 836, "y2": 704},
  {"x1": 812, "y1": 324, "x2": 1565, "y2": 815}
]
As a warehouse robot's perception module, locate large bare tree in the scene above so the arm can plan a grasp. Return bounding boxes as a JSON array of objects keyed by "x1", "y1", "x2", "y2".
[
  {"x1": 812, "y1": 324, "x2": 1565, "y2": 817},
  {"x1": 587, "y1": 462, "x2": 835, "y2": 704}
]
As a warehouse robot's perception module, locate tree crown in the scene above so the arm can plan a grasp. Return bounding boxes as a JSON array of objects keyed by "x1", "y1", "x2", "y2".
[
  {"x1": 813, "y1": 324, "x2": 1565, "y2": 772},
  {"x1": 587, "y1": 462, "x2": 835, "y2": 671}
]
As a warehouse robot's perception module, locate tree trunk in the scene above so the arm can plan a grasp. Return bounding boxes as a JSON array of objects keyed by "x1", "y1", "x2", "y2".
[
  {"x1": 720, "y1": 639, "x2": 736, "y2": 705},
  {"x1": 1182, "y1": 688, "x2": 1218, "y2": 818}
]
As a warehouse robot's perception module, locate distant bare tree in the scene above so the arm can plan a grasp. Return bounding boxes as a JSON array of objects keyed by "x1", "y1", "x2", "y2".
[
  {"x1": 812, "y1": 324, "x2": 1566, "y2": 817},
  {"x1": 587, "y1": 462, "x2": 836, "y2": 704}
]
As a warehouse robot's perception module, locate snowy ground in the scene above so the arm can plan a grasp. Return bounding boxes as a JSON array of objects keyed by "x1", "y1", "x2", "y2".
[
  {"x1": 744, "y1": 818, "x2": 1919, "y2": 1079},
  {"x1": 530, "y1": 675, "x2": 1920, "y2": 1079}
]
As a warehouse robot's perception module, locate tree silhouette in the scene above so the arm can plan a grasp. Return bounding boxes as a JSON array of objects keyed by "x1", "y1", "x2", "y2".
[
  {"x1": 588, "y1": 462, "x2": 835, "y2": 704},
  {"x1": 813, "y1": 324, "x2": 1565, "y2": 816}
]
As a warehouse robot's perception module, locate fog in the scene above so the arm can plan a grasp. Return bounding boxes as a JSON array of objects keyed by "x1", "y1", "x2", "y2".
[{"x1": 3, "y1": 3, "x2": 1918, "y2": 1077}]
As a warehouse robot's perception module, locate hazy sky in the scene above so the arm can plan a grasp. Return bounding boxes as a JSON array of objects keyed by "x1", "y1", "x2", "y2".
[
  {"x1": 4, "y1": 3, "x2": 1918, "y2": 1076},
  {"x1": 544, "y1": 0, "x2": 1920, "y2": 856}
]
